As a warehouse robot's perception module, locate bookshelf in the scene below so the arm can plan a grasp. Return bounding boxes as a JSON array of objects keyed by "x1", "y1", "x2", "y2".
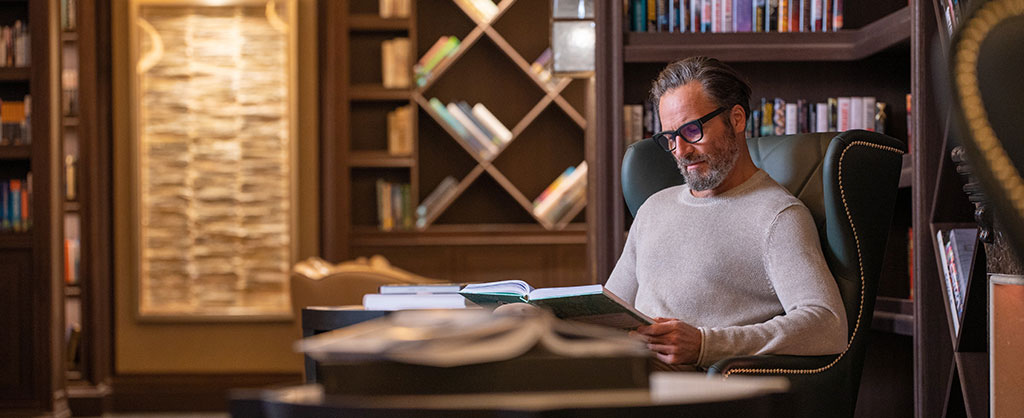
[
  {"x1": 321, "y1": 0, "x2": 592, "y2": 287},
  {"x1": 0, "y1": 0, "x2": 66, "y2": 416},
  {"x1": 595, "y1": 1, "x2": 915, "y2": 417},
  {"x1": 58, "y1": 0, "x2": 113, "y2": 414}
]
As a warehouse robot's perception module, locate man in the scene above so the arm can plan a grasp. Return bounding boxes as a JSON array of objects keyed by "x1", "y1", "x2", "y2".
[{"x1": 605, "y1": 57, "x2": 847, "y2": 369}]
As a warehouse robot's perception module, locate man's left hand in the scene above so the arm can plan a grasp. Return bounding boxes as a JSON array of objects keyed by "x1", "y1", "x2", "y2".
[{"x1": 631, "y1": 317, "x2": 702, "y2": 365}]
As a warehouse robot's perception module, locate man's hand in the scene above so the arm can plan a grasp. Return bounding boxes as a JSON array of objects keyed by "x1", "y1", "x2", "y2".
[{"x1": 631, "y1": 317, "x2": 702, "y2": 365}]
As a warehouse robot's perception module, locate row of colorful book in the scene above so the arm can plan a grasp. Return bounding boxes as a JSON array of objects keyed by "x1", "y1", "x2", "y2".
[
  {"x1": 936, "y1": 228, "x2": 977, "y2": 336},
  {"x1": 381, "y1": 37, "x2": 411, "y2": 89},
  {"x1": 0, "y1": 21, "x2": 29, "y2": 68},
  {"x1": 65, "y1": 238, "x2": 80, "y2": 285},
  {"x1": 533, "y1": 161, "x2": 587, "y2": 226},
  {"x1": 386, "y1": 105, "x2": 413, "y2": 156},
  {"x1": 377, "y1": 0, "x2": 410, "y2": 18},
  {"x1": 1, "y1": 175, "x2": 32, "y2": 233},
  {"x1": 623, "y1": 95, "x2": 894, "y2": 145},
  {"x1": 452, "y1": 0, "x2": 500, "y2": 23},
  {"x1": 426, "y1": 97, "x2": 513, "y2": 160},
  {"x1": 747, "y1": 96, "x2": 887, "y2": 137},
  {"x1": 415, "y1": 36, "x2": 460, "y2": 87},
  {"x1": 0, "y1": 96, "x2": 32, "y2": 146},
  {"x1": 376, "y1": 179, "x2": 413, "y2": 231},
  {"x1": 630, "y1": 0, "x2": 844, "y2": 34}
]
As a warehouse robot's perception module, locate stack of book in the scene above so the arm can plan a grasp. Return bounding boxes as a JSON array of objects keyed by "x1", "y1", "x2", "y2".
[
  {"x1": 426, "y1": 97, "x2": 512, "y2": 160},
  {"x1": 378, "y1": 0, "x2": 411, "y2": 18},
  {"x1": 375, "y1": 180, "x2": 413, "y2": 231},
  {"x1": 0, "y1": 96, "x2": 32, "y2": 146},
  {"x1": 416, "y1": 175, "x2": 458, "y2": 229},
  {"x1": 414, "y1": 36, "x2": 460, "y2": 87},
  {"x1": 936, "y1": 228, "x2": 977, "y2": 335},
  {"x1": 362, "y1": 283, "x2": 469, "y2": 310},
  {"x1": 381, "y1": 37, "x2": 410, "y2": 88},
  {"x1": 453, "y1": 0, "x2": 500, "y2": 23},
  {"x1": 0, "y1": 20, "x2": 29, "y2": 67},
  {"x1": 386, "y1": 105, "x2": 413, "y2": 155},
  {"x1": 533, "y1": 161, "x2": 587, "y2": 226},
  {"x1": 1, "y1": 174, "x2": 31, "y2": 233},
  {"x1": 629, "y1": 0, "x2": 844, "y2": 33}
]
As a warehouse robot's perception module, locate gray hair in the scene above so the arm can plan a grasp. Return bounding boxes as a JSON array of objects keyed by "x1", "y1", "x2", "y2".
[{"x1": 650, "y1": 57, "x2": 752, "y2": 123}]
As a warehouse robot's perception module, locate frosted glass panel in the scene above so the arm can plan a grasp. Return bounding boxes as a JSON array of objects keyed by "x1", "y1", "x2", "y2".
[{"x1": 132, "y1": 0, "x2": 296, "y2": 319}]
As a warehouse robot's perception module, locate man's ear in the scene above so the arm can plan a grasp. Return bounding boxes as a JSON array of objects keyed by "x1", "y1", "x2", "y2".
[{"x1": 730, "y1": 104, "x2": 746, "y2": 135}]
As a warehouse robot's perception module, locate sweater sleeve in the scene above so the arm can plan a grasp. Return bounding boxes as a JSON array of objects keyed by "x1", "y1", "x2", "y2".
[
  {"x1": 605, "y1": 218, "x2": 640, "y2": 305},
  {"x1": 696, "y1": 204, "x2": 848, "y2": 368}
]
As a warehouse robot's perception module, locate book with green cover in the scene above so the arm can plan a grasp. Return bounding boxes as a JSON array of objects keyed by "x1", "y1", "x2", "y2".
[{"x1": 459, "y1": 280, "x2": 653, "y2": 329}]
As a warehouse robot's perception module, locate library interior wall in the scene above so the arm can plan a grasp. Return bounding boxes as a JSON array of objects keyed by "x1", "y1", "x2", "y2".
[{"x1": 111, "y1": 0, "x2": 319, "y2": 374}]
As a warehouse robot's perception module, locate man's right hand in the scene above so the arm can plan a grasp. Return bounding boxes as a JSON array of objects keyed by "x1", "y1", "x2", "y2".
[{"x1": 631, "y1": 317, "x2": 702, "y2": 365}]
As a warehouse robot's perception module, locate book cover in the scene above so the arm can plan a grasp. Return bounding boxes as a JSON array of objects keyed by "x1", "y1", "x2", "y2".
[
  {"x1": 459, "y1": 280, "x2": 654, "y2": 329},
  {"x1": 773, "y1": 98, "x2": 785, "y2": 135},
  {"x1": 935, "y1": 230, "x2": 960, "y2": 334}
]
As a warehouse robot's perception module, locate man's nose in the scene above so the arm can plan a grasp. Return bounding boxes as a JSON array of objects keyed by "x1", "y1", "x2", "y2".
[{"x1": 673, "y1": 137, "x2": 695, "y2": 160}]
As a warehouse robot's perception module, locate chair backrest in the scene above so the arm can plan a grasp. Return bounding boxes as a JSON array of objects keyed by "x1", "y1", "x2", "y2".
[
  {"x1": 621, "y1": 130, "x2": 905, "y2": 411},
  {"x1": 290, "y1": 255, "x2": 445, "y2": 314}
]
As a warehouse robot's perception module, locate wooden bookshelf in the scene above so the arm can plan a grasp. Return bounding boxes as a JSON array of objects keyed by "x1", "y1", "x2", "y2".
[
  {"x1": 0, "y1": 0, "x2": 66, "y2": 416},
  {"x1": 321, "y1": 0, "x2": 590, "y2": 285}
]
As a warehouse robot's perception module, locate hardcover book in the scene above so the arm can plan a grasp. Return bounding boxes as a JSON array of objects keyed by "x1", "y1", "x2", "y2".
[{"x1": 459, "y1": 280, "x2": 654, "y2": 329}]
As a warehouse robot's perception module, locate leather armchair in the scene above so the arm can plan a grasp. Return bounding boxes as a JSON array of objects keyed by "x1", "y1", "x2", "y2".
[{"x1": 621, "y1": 131, "x2": 905, "y2": 418}]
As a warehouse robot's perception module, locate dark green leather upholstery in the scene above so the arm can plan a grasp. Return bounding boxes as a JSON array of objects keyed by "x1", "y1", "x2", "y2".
[{"x1": 621, "y1": 130, "x2": 906, "y2": 418}]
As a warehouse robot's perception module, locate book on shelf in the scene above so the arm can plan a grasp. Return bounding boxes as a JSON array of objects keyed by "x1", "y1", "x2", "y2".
[
  {"x1": 459, "y1": 280, "x2": 654, "y2": 329},
  {"x1": 376, "y1": 180, "x2": 413, "y2": 231},
  {"x1": 470, "y1": 103, "x2": 513, "y2": 144},
  {"x1": 935, "y1": 229, "x2": 961, "y2": 335},
  {"x1": 453, "y1": 0, "x2": 499, "y2": 23},
  {"x1": 61, "y1": 0, "x2": 78, "y2": 31},
  {"x1": 415, "y1": 36, "x2": 460, "y2": 87},
  {"x1": 62, "y1": 69, "x2": 79, "y2": 116},
  {"x1": 446, "y1": 102, "x2": 499, "y2": 157},
  {"x1": 1, "y1": 175, "x2": 31, "y2": 233},
  {"x1": 64, "y1": 155, "x2": 77, "y2": 201},
  {"x1": 379, "y1": 283, "x2": 465, "y2": 294},
  {"x1": 416, "y1": 175, "x2": 458, "y2": 228},
  {"x1": 381, "y1": 37, "x2": 410, "y2": 89},
  {"x1": 748, "y1": 95, "x2": 882, "y2": 138},
  {"x1": 427, "y1": 97, "x2": 475, "y2": 150},
  {"x1": 530, "y1": 48, "x2": 557, "y2": 86},
  {"x1": 1, "y1": 98, "x2": 31, "y2": 146},
  {"x1": 64, "y1": 238, "x2": 80, "y2": 285},
  {"x1": 533, "y1": 161, "x2": 587, "y2": 225},
  {"x1": 378, "y1": 0, "x2": 410, "y2": 18},
  {"x1": 362, "y1": 293, "x2": 472, "y2": 311},
  {"x1": 631, "y1": 0, "x2": 842, "y2": 33},
  {"x1": 0, "y1": 21, "x2": 30, "y2": 67},
  {"x1": 386, "y1": 105, "x2": 413, "y2": 156},
  {"x1": 622, "y1": 104, "x2": 644, "y2": 148},
  {"x1": 947, "y1": 228, "x2": 977, "y2": 322}
]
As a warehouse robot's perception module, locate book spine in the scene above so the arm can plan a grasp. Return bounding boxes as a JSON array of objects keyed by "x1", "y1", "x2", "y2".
[
  {"x1": 471, "y1": 103, "x2": 513, "y2": 143},
  {"x1": 428, "y1": 97, "x2": 472, "y2": 143},
  {"x1": 837, "y1": 97, "x2": 851, "y2": 131},
  {"x1": 534, "y1": 166, "x2": 575, "y2": 207},
  {"x1": 1, "y1": 181, "x2": 8, "y2": 231},
  {"x1": 810, "y1": 0, "x2": 820, "y2": 31},
  {"x1": 417, "y1": 176, "x2": 458, "y2": 218},
  {"x1": 734, "y1": 0, "x2": 752, "y2": 32},
  {"x1": 722, "y1": 0, "x2": 732, "y2": 32},
  {"x1": 760, "y1": 98, "x2": 772, "y2": 136},
  {"x1": 10, "y1": 179, "x2": 21, "y2": 232},
  {"x1": 690, "y1": 0, "x2": 700, "y2": 32},
  {"x1": 849, "y1": 97, "x2": 863, "y2": 130},
  {"x1": 631, "y1": 0, "x2": 648, "y2": 32},
  {"x1": 797, "y1": 99, "x2": 808, "y2": 133},
  {"x1": 668, "y1": 0, "x2": 677, "y2": 32},
  {"x1": 832, "y1": 0, "x2": 842, "y2": 30},
  {"x1": 827, "y1": 97, "x2": 838, "y2": 131},
  {"x1": 784, "y1": 103, "x2": 797, "y2": 135},
  {"x1": 753, "y1": 0, "x2": 764, "y2": 32},
  {"x1": 862, "y1": 97, "x2": 876, "y2": 132},
  {"x1": 778, "y1": 0, "x2": 788, "y2": 32},
  {"x1": 765, "y1": 0, "x2": 777, "y2": 31},
  {"x1": 773, "y1": 98, "x2": 785, "y2": 136},
  {"x1": 534, "y1": 162, "x2": 587, "y2": 218},
  {"x1": 701, "y1": 0, "x2": 712, "y2": 32}
]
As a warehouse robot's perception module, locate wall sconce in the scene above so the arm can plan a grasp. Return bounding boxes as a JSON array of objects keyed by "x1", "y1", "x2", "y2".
[{"x1": 551, "y1": 0, "x2": 594, "y2": 76}]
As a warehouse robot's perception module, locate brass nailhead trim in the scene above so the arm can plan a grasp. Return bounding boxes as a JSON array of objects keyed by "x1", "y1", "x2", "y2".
[
  {"x1": 723, "y1": 140, "x2": 904, "y2": 378},
  {"x1": 954, "y1": 0, "x2": 1024, "y2": 223}
]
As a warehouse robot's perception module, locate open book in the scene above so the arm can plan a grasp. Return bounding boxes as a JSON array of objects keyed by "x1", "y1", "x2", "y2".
[{"x1": 459, "y1": 280, "x2": 653, "y2": 329}]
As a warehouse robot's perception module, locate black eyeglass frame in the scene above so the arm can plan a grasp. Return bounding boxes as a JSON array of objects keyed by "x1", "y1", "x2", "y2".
[{"x1": 652, "y1": 106, "x2": 728, "y2": 152}]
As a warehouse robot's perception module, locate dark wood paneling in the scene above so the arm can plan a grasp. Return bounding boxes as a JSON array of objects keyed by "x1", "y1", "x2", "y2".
[
  {"x1": 0, "y1": 249, "x2": 32, "y2": 400},
  {"x1": 854, "y1": 331, "x2": 914, "y2": 418}
]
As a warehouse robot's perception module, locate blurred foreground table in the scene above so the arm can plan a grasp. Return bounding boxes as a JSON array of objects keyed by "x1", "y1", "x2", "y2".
[{"x1": 230, "y1": 372, "x2": 792, "y2": 418}]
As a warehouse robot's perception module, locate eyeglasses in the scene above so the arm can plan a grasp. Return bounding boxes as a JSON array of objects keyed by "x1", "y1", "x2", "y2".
[{"x1": 652, "y1": 107, "x2": 728, "y2": 152}]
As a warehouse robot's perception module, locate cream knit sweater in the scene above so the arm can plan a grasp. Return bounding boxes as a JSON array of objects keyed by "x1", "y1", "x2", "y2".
[{"x1": 606, "y1": 170, "x2": 848, "y2": 368}]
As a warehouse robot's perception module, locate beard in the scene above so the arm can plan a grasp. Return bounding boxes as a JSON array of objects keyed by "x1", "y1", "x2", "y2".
[{"x1": 675, "y1": 129, "x2": 741, "y2": 191}]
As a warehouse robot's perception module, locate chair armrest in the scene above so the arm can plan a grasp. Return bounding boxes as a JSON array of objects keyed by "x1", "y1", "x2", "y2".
[{"x1": 707, "y1": 354, "x2": 839, "y2": 377}]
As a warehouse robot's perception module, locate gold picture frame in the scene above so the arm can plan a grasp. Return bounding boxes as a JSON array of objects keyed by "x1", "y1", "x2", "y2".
[{"x1": 128, "y1": 0, "x2": 299, "y2": 321}]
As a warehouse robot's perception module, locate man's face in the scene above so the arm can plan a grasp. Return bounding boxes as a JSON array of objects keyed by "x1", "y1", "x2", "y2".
[{"x1": 658, "y1": 83, "x2": 740, "y2": 192}]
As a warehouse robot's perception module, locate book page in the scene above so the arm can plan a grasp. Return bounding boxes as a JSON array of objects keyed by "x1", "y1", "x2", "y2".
[
  {"x1": 460, "y1": 279, "x2": 533, "y2": 295},
  {"x1": 529, "y1": 284, "x2": 602, "y2": 300}
]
